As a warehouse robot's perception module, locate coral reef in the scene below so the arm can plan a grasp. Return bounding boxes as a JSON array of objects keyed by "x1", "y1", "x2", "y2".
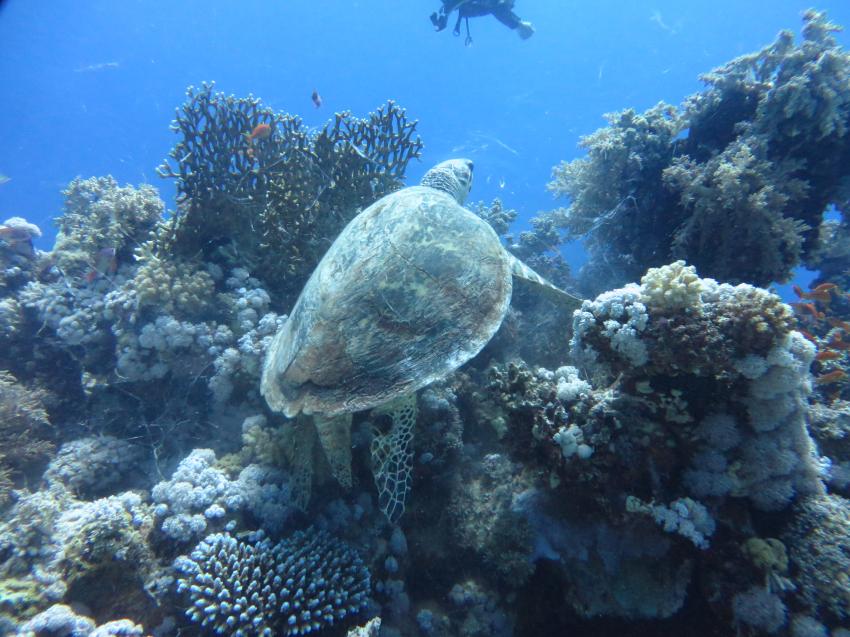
[
  {"x1": 475, "y1": 261, "x2": 835, "y2": 631},
  {"x1": 549, "y1": 10, "x2": 850, "y2": 292},
  {"x1": 53, "y1": 176, "x2": 163, "y2": 278},
  {"x1": 0, "y1": 487, "x2": 160, "y2": 628},
  {"x1": 150, "y1": 446, "x2": 293, "y2": 544},
  {"x1": 14, "y1": 604, "x2": 147, "y2": 637},
  {"x1": 175, "y1": 527, "x2": 371, "y2": 636},
  {"x1": 44, "y1": 436, "x2": 148, "y2": 498},
  {"x1": 3, "y1": 13, "x2": 850, "y2": 635},
  {"x1": 0, "y1": 371, "x2": 53, "y2": 503},
  {"x1": 156, "y1": 83, "x2": 423, "y2": 305},
  {"x1": 784, "y1": 494, "x2": 850, "y2": 623}
]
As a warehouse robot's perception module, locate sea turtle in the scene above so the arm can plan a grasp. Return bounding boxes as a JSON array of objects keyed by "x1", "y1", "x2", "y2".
[{"x1": 261, "y1": 158, "x2": 581, "y2": 520}]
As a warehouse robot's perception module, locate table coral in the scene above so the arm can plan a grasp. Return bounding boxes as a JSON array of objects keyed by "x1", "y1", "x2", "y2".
[{"x1": 156, "y1": 83, "x2": 423, "y2": 305}]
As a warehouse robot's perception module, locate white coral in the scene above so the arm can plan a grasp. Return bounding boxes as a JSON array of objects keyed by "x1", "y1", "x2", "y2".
[{"x1": 640, "y1": 260, "x2": 709, "y2": 311}]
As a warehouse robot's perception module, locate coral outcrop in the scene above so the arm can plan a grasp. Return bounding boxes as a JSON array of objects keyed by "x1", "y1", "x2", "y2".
[
  {"x1": 175, "y1": 528, "x2": 371, "y2": 636},
  {"x1": 549, "y1": 10, "x2": 850, "y2": 293},
  {"x1": 156, "y1": 83, "x2": 423, "y2": 306}
]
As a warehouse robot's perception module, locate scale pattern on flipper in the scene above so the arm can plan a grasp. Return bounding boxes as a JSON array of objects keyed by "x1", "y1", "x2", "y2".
[{"x1": 371, "y1": 394, "x2": 418, "y2": 523}]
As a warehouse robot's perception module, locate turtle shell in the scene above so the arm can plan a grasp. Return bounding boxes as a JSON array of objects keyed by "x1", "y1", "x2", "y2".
[{"x1": 261, "y1": 185, "x2": 512, "y2": 417}]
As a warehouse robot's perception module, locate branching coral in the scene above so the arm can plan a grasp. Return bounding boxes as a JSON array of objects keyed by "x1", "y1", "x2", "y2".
[
  {"x1": 109, "y1": 251, "x2": 216, "y2": 323},
  {"x1": 548, "y1": 103, "x2": 683, "y2": 291},
  {"x1": 665, "y1": 138, "x2": 810, "y2": 284},
  {"x1": 0, "y1": 372, "x2": 53, "y2": 503},
  {"x1": 175, "y1": 527, "x2": 371, "y2": 636},
  {"x1": 156, "y1": 83, "x2": 423, "y2": 305},
  {"x1": 471, "y1": 198, "x2": 571, "y2": 287},
  {"x1": 54, "y1": 176, "x2": 163, "y2": 277},
  {"x1": 549, "y1": 10, "x2": 850, "y2": 292}
]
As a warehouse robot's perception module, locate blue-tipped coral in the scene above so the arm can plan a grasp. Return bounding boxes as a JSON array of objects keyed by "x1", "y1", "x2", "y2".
[{"x1": 176, "y1": 528, "x2": 371, "y2": 636}]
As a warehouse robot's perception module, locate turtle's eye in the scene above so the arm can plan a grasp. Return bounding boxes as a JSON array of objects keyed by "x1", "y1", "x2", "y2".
[{"x1": 467, "y1": 160, "x2": 474, "y2": 171}]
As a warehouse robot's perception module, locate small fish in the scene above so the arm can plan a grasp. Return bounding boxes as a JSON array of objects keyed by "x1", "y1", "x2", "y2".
[
  {"x1": 0, "y1": 226, "x2": 35, "y2": 257},
  {"x1": 813, "y1": 283, "x2": 838, "y2": 293},
  {"x1": 85, "y1": 247, "x2": 117, "y2": 283},
  {"x1": 790, "y1": 302, "x2": 824, "y2": 320},
  {"x1": 311, "y1": 89, "x2": 322, "y2": 109},
  {"x1": 247, "y1": 123, "x2": 272, "y2": 142},
  {"x1": 815, "y1": 370, "x2": 848, "y2": 385},
  {"x1": 798, "y1": 329, "x2": 818, "y2": 343},
  {"x1": 0, "y1": 225, "x2": 32, "y2": 242},
  {"x1": 792, "y1": 284, "x2": 833, "y2": 303},
  {"x1": 0, "y1": 174, "x2": 10, "y2": 186},
  {"x1": 815, "y1": 350, "x2": 842, "y2": 361}
]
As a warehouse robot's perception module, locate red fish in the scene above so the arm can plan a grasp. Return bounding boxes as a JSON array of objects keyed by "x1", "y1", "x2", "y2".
[
  {"x1": 0, "y1": 225, "x2": 32, "y2": 242},
  {"x1": 0, "y1": 225, "x2": 35, "y2": 257},
  {"x1": 792, "y1": 283, "x2": 835, "y2": 304},
  {"x1": 247, "y1": 123, "x2": 272, "y2": 142},
  {"x1": 791, "y1": 302, "x2": 824, "y2": 320},
  {"x1": 311, "y1": 89, "x2": 322, "y2": 109},
  {"x1": 815, "y1": 350, "x2": 842, "y2": 362},
  {"x1": 816, "y1": 370, "x2": 848, "y2": 385},
  {"x1": 813, "y1": 283, "x2": 838, "y2": 293},
  {"x1": 828, "y1": 338, "x2": 850, "y2": 351},
  {"x1": 85, "y1": 247, "x2": 117, "y2": 283}
]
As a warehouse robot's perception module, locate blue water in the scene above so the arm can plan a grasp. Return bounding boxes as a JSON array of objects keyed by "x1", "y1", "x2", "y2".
[{"x1": 1, "y1": 0, "x2": 849, "y2": 281}]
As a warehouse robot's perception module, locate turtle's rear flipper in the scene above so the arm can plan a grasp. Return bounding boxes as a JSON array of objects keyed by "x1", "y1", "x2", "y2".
[
  {"x1": 508, "y1": 253, "x2": 583, "y2": 311},
  {"x1": 371, "y1": 394, "x2": 418, "y2": 524}
]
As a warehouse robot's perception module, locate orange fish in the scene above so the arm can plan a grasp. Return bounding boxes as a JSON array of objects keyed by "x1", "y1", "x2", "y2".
[
  {"x1": 311, "y1": 89, "x2": 322, "y2": 109},
  {"x1": 247, "y1": 123, "x2": 272, "y2": 142},
  {"x1": 793, "y1": 284, "x2": 833, "y2": 303},
  {"x1": 798, "y1": 329, "x2": 818, "y2": 343},
  {"x1": 791, "y1": 302, "x2": 824, "y2": 320},
  {"x1": 816, "y1": 370, "x2": 848, "y2": 385},
  {"x1": 828, "y1": 338, "x2": 850, "y2": 351},
  {"x1": 0, "y1": 225, "x2": 32, "y2": 242},
  {"x1": 85, "y1": 247, "x2": 117, "y2": 283},
  {"x1": 813, "y1": 283, "x2": 838, "y2": 293},
  {"x1": 816, "y1": 350, "x2": 842, "y2": 361},
  {"x1": 0, "y1": 225, "x2": 35, "y2": 257}
]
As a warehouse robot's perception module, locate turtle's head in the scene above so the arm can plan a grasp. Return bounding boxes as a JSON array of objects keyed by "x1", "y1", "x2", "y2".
[{"x1": 421, "y1": 158, "x2": 474, "y2": 204}]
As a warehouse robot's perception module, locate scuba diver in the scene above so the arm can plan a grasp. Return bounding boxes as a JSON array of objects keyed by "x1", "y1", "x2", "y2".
[{"x1": 430, "y1": 0, "x2": 534, "y2": 45}]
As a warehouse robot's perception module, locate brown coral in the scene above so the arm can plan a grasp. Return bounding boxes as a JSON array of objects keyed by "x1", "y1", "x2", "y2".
[
  {"x1": 0, "y1": 372, "x2": 54, "y2": 503},
  {"x1": 156, "y1": 83, "x2": 423, "y2": 306}
]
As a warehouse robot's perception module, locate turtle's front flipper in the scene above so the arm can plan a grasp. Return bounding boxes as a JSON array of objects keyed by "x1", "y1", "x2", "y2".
[
  {"x1": 507, "y1": 253, "x2": 584, "y2": 311},
  {"x1": 314, "y1": 412, "x2": 353, "y2": 489},
  {"x1": 371, "y1": 394, "x2": 418, "y2": 524}
]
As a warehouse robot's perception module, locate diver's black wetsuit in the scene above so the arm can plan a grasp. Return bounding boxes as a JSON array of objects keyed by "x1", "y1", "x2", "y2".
[
  {"x1": 451, "y1": 0, "x2": 523, "y2": 29},
  {"x1": 431, "y1": 0, "x2": 529, "y2": 39}
]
